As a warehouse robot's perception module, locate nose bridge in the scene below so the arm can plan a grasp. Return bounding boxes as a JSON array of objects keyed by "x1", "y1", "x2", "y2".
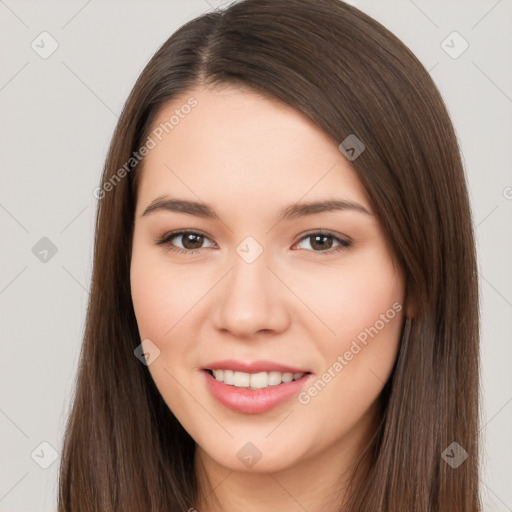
[
  {"x1": 212, "y1": 236, "x2": 289, "y2": 336},
  {"x1": 232, "y1": 239, "x2": 270, "y2": 293},
  {"x1": 227, "y1": 237, "x2": 274, "y2": 309}
]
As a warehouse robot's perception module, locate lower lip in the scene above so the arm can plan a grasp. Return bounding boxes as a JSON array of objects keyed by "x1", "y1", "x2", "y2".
[{"x1": 203, "y1": 370, "x2": 311, "y2": 414}]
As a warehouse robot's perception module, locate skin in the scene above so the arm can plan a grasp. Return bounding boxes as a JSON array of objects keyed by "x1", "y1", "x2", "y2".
[{"x1": 130, "y1": 84, "x2": 410, "y2": 511}]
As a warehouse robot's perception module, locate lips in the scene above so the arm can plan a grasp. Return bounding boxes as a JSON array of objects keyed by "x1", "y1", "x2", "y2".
[
  {"x1": 201, "y1": 359, "x2": 311, "y2": 374},
  {"x1": 201, "y1": 359, "x2": 313, "y2": 414},
  {"x1": 203, "y1": 371, "x2": 311, "y2": 414}
]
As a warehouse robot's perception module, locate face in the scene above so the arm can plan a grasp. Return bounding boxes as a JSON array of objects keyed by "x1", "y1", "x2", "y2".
[{"x1": 130, "y1": 84, "x2": 407, "y2": 475}]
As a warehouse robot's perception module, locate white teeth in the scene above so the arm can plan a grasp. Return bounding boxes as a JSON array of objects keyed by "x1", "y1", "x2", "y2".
[
  {"x1": 268, "y1": 371, "x2": 282, "y2": 386},
  {"x1": 249, "y1": 372, "x2": 269, "y2": 389},
  {"x1": 281, "y1": 372, "x2": 293, "y2": 383},
  {"x1": 223, "y1": 369, "x2": 234, "y2": 385},
  {"x1": 233, "y1": 371, "x2": 250, "y2": 387},
  {"x1": 209, "y1": 369, "x2": 305, "y2": 389}
]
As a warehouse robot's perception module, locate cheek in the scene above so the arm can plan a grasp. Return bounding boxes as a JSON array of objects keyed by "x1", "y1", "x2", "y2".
[
  {"x1": 130, "y1": 246, "x2": 218, "y2": 444},
  {"x1": 294, "y1": 250, "x2": 404, "y2": 408},
  {"x1": 130, "y1": 247, "x2": 203, "y2": 408},
  {"x1": 130, "y1": 266, "x2": 171, "y2": 341},
  {"x1": 130, "y1": 243, "x2": 205, "y2": 343},
  {"x1": 293, "y1": 248, "x2": 404, "y2": 346},
  {"x1": 297, "y1": 257, "x2": 404, "y2": 424}
]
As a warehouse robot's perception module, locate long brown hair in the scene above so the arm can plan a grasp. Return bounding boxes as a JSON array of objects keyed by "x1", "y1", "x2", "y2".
[{"x1": 58, "y1": 0, "x2": 481, "y2": 510}]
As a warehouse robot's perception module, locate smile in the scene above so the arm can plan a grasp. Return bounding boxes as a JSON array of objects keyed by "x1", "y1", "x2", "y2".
[
  {"x1": 207, "y1": 369, "x2": 305, "y2": 389},
  {"x1": 202, "y1": 369, "x2": 312, "y2": 414}
]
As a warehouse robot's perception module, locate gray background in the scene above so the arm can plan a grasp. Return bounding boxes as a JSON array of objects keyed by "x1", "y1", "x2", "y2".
[{"x1": 0, "y1": 1, "x2": 511, "y2": 510}]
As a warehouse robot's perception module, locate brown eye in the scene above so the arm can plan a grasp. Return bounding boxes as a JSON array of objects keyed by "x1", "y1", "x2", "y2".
[
  {"x1": 156, "y1": 230, "x2": 216, "y2": 254},
  {"x1": 179, "y1": 232, "x2": 204, "y2": 250},
  {"x1": 309, "y1": 234, "x2": 334, "y2": 251},
  {"x1": 294, "y1": 232, "x2": 351, "y2": 255},
  {"x1": 156, "y1": 230, "x2": 351, "y2": 256}
]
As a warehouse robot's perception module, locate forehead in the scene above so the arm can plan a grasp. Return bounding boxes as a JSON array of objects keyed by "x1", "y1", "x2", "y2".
[{"x1": 137, "y1": 84, "x2": 371, "y2": 211}]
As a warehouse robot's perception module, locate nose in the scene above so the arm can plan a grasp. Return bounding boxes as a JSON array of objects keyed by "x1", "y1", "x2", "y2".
[{"x1": 211, "y1": 249, "x2": 291, "y2": 339}]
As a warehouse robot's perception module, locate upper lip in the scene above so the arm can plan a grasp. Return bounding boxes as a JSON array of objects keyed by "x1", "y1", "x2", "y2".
[{"x1": 202, "y1": 359, "x2": 311, "y2": 374}]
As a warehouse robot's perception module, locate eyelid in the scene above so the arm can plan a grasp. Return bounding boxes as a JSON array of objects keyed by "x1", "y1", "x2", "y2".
[
  {"x1": 293, "y1": 229, "x2": 351, "y2": 244},
  {"x1": 292, "y1": 230, "x2": 352, "y2": 253},
  {"x1": 155, "y1": 229, "x2": 216, "y2": 248}
]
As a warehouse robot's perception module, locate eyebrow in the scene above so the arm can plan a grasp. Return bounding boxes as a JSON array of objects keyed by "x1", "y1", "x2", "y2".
[{"x1": 141, "y1": 196, "x2": 373, "y2": 221}]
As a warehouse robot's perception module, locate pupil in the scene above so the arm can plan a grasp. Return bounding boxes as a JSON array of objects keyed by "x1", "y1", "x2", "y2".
[
  {"x1": 311, "y1": 235, "x2": 331, "y2": 251},
  {"x1": 184, "y1": 233, "x2": 202, "y2": 249}
]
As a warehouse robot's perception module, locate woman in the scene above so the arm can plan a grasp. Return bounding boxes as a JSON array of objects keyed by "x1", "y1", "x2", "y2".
[{"x1": 58, "y1": 0, "x2": 481, "y2": 510}]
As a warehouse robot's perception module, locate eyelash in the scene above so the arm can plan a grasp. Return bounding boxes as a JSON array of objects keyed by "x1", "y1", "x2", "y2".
[{"x1": 155, "y1": 230, "x2": 352, "y2": 256}]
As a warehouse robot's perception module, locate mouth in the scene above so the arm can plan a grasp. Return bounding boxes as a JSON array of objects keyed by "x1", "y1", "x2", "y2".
[
  {"x1": 201, "y1": 367, "x2": 313, "y2": 414},
  {"x1": 205, "y1": 368, "x2": 310, "y2": 390}
]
